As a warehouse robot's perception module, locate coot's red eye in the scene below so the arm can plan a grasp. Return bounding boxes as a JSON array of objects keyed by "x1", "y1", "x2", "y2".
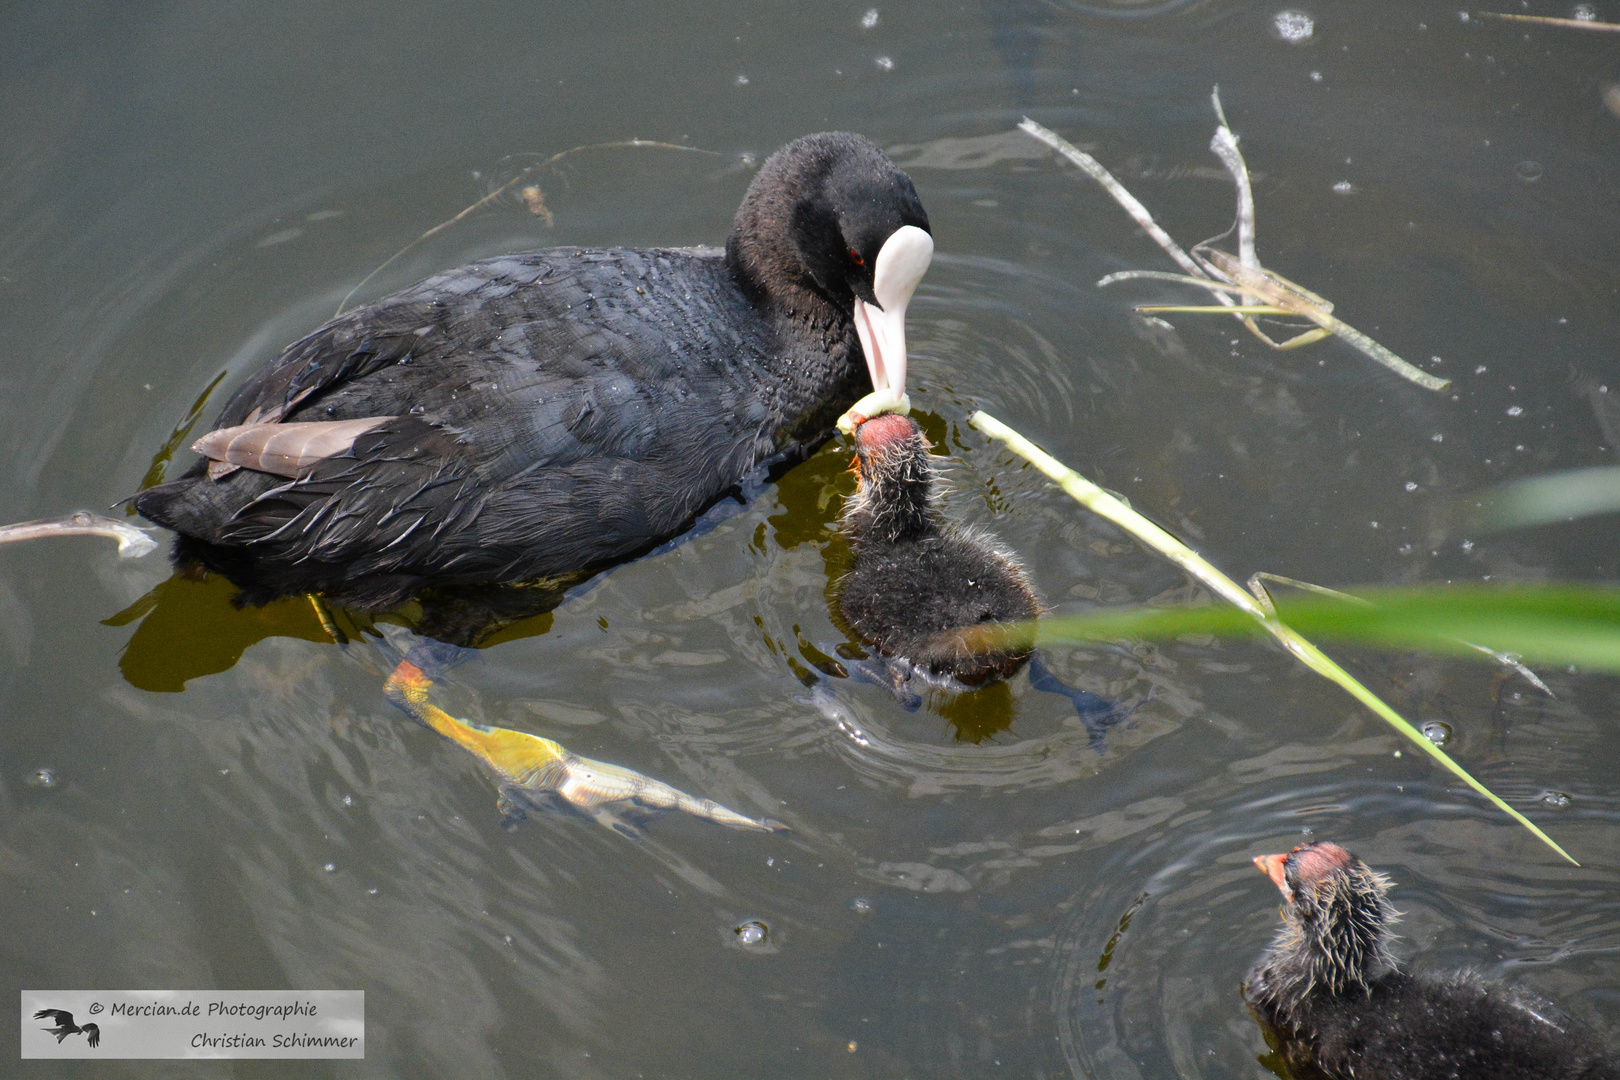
[{"x1": 847, "y1": 247, "x2": 865, "y2": 266}]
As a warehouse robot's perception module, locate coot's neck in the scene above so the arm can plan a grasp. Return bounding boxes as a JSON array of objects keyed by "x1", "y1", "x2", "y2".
[
  {"x1": 726, "y1": 218, "x2": 863, "y2": 444},
  {"x1": 724, "y1": 149, "x2": 856, "y2": 345},
  {"x1": 1247, "y1": 867, "x2": 1399, "y2": 1022},
  {"x1": 726, "y1": 227, "x2": 846, "y2": 335},
  {"x1": 844, "y1": 446, "x2": 936, "y2": 547}
]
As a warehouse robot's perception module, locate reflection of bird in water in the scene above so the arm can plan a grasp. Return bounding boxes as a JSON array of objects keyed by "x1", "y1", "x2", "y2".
[
  {"x1": 34, "y1": 1009, "x2": 100, "y2": 1048},
  {"x1": 382, "y1": 649, "x2": 785, "y2": 838},
  {"x1": 835, "y1": 412, "x2": 1127, "y2": 743},
  {"x1": 1245, "y1": 841, "x2": 1619, "y2": 1080}
]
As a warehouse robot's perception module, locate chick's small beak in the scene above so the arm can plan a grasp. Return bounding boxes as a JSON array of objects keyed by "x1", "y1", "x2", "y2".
[
  {"x1": 1254, "y1": 853, "x2": 1293, "y2": 902},
  {"x1": 840, "y1": 225, "x2": 933, "y2": 435}
]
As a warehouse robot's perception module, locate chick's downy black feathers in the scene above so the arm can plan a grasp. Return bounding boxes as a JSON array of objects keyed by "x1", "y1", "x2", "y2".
[
  {"x1": 836, "y1": 412, "x2": 1039, "y2": 687},
  {"x1": 1244, "y1": 841, "x2": 1618, "y2": 1080}
]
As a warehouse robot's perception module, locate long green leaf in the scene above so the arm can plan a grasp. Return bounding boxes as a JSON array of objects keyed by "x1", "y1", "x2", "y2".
[
  {"x1": 1475, "y1": 465, "x2": 1620, "y2": 533},
  {"x1": 1035, "y1": 585, "x2": 1620, "y2": 674},
  {"x1": 970, "y1": 410, "x2": 1577, "y2": 864}
]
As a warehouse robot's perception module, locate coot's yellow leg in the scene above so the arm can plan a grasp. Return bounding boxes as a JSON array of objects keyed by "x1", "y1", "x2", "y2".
[{"x1": 308, "y1": 594, "x2": 348, "y2": 645}]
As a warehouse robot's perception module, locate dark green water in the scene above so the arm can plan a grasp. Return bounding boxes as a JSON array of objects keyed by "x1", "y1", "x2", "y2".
[{"x1": 3, "y1": 1, "x2": 1618, "y2": 1076}]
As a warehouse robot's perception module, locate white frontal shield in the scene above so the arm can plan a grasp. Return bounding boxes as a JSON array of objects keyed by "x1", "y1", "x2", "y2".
[{"x1": 842, "y1": 224, "x2": 934, "y2": 434}]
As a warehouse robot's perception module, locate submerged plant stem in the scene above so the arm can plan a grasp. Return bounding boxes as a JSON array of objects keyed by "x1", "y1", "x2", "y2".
[
  {"x1": 1475, "y1": 11, "x2": 1620, "y2": 30},
  {"x1": 337, "y1": 140, "x2": 719, "y2": 316},
  {"x1": 969, "y1": 409, "x2": 1575, "y2": 865}
]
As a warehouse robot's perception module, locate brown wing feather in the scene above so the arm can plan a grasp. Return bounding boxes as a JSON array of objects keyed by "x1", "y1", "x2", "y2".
[{"x1": 193, "y1": 417, "x2": 395, "y2": 479}]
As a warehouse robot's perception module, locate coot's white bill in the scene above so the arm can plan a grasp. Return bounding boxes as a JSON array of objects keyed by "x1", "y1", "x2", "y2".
[
  {"x1": 845, "y1": 224, "x2": 933, "y2": 434},
  {"x1": 853, "y1": 224, "x2": 932, "y2": 404}
]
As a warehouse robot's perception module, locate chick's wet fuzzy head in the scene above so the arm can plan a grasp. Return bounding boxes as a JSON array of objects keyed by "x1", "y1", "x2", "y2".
[
  {"x1": 844, "y1": 413, "x2": 935, "y2": 545},
  {"x1": 1249, "y1": 841, "x2": 1400, "y2": 1012}
]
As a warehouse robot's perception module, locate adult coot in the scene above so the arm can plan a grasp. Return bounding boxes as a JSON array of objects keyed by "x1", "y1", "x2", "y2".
[
  {"x1": 837, "y1": 412, "x2": 1040, "y2": 687},
  {"x1": 134, "y1": 133, "x2": 933, "y2": 613},
  {"x1": 1245, "y1": 840, "x2": 1618, "y2": 1080}
]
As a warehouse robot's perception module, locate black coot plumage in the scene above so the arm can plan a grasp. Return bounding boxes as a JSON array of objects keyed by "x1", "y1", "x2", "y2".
[
  {"x1": 1245, "y1": 840, "x2": 1618, "y2": 1080},
  {"x1": 134, "y1": 133, "x2": 933, "y2": 614},
  {"x1": 837, "y1": 412, "x2": 1040, "y2": 687}
]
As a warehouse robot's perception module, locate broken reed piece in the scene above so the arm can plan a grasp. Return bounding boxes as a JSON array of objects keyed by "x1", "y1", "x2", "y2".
[
  {"x1": 1475, "y1": 11, "x2": 1620, "y2": 30},
  {"x1": 1018, "y1": 93, "x2": 1453, "y2": 393},
  {"x1": 1105, "y1": 253, "x2": 1452, "y2": 392},
  {"x1": 0, "y1": 512, "x2": 158, "y2": 558}
]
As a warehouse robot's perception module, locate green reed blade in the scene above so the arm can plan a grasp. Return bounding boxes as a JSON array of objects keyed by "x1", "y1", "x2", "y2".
[{"x1": 970, "y1": 409, "x2": 1576, "y2": 864}]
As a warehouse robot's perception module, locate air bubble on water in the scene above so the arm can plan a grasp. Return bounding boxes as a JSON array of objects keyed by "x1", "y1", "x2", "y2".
[
  {"x1": 1404, "y1": 481, "x2": 1418, "y2": 492},
  {"x1": 1460, "y1": 539, "x2": 1475, "y2": 553},
  {"x1": 323, "y1": 862, "x2": 337, "y2": 872},
  {"x1": 1421, "y1": 721, "x2": 1453, "y2": 746},
  {"x1": 25, "y1": 767, "x2": 57, "y2": 789},
  {"x1": 1272, "y1": 10, "x2": 1315, "y2": 41},
  {"x1": 1332, "y1": 180, "x2": 1354, "y2": 194},
  {"x1": 1310, "y1": 71, "x2": 1323, "y2": 82},
  {"x1": 1538, "y1": 790, "x2": 1572, "y2": 808},
  {"x1": 736, "y1": 74, "x2": 749, "y2": 86},
  {"x1": 1506, "y1": 405, "x2": 1523, "y2": 416},
  {"x1": 1475, "y1": 365, "x2": 1488, "y2": 374},
  {"x1": 861, "y1": 8, "x2": 880, "y2": 29},
  {"x1": 1431, "y1": 433, "x2": 1443, "y2": 442},
  {"x1": 1574, "y1": 3, "x2": 1596, "y2": 20},
  {"x1": 850, "y1": 897, "x2": 873, "y2": 914},
  {"x1": 1603, "y1": 84, "x2": 1620, "y2": 119},
  {"x1": 735, "y1": 920, "x2": 768, "y2": 946},
  {"x1": 875, "y1": 55, "x2": 894, "y2": 70},
  {"x1": 1514, "y1": 161, "x2": 1543, "y2": 182}
]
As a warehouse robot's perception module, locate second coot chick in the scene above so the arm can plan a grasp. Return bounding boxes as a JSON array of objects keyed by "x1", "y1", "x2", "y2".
[
  {"x1": 837, "y1": 412, "x2": 1040, "y2": 687},
  {"x1": 1245, "y1": 840, "x2": 1618, "y2": 1080}
]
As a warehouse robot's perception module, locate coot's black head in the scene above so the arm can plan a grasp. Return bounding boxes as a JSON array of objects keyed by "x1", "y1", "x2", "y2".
[
  {"x1": 729, "y1": 133, "x2": 933, "y2": 409},
  {"x1": 1250, "y1": 841, "x2": 1400, "y2": 1010},
  {"x1": 843, "y1": 412, "x2": 936, "y2": 547}
]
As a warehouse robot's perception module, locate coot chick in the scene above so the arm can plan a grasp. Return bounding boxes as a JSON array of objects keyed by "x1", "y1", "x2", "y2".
[
  {"x1": 1245, "y1": 840, "x2": 1618, "y2": 1080},
  {"x1": 836, "y1": 412, "x2": 1040, "y2": 687},
  {"x1": 134, "y1": 133, "x2": 933, "y2": 613}
]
